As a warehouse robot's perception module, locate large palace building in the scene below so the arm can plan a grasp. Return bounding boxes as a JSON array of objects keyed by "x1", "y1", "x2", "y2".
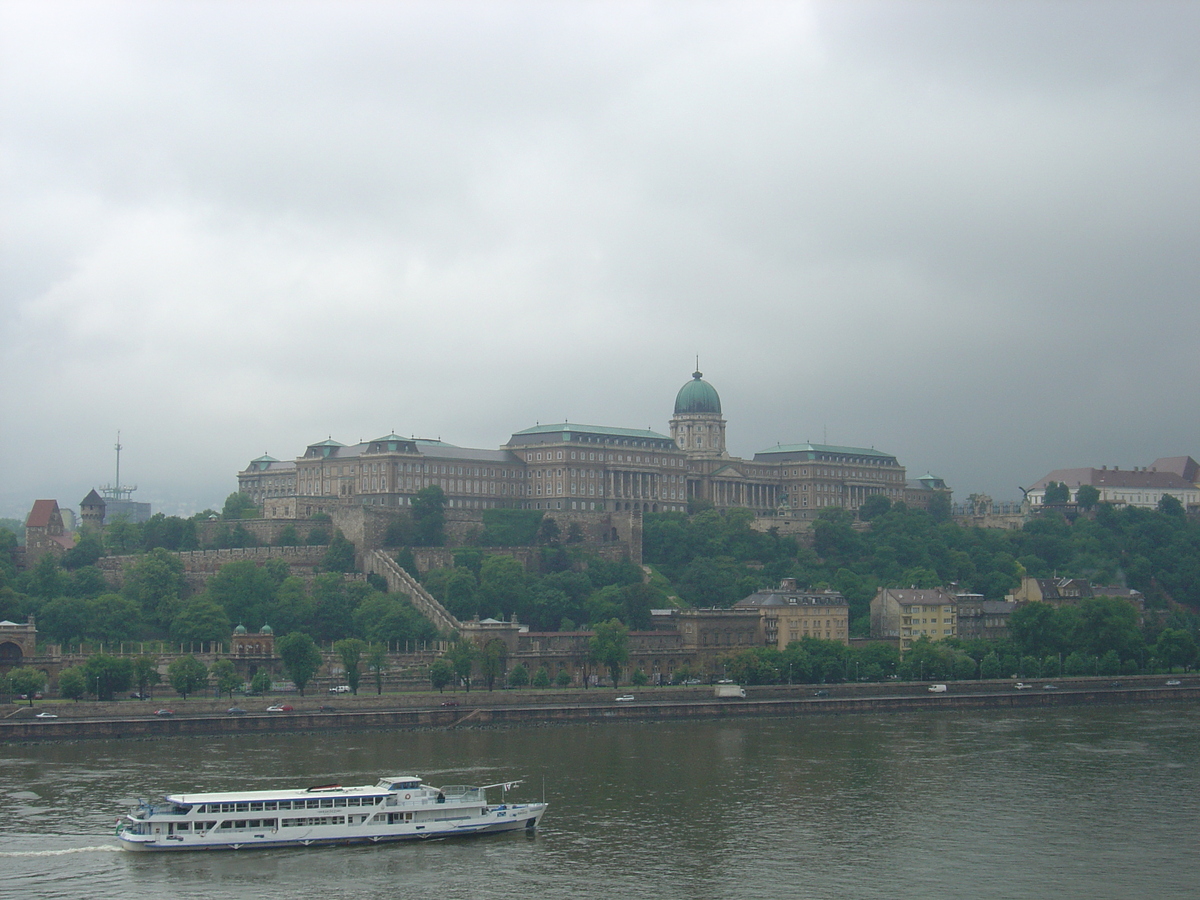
[{"x1": 239, "y1": 370, "x2": 933, "y2": 521}]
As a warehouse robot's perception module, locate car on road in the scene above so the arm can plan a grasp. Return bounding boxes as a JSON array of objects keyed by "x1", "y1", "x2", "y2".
[
  {"x1": 35, "y1": 711, "x2": 58, "y2": 719},
  {"x1": 813, "y1": 689, "x2": 830, "y2": 697},
  {"x1": 1166, "y1": 679, "x2": 1182, "y2": 686},
  {"x1": 227, "y1": 707, "x2": 247, "y2": 715},
  {"x1": 266, "y1": 704, "x2": 294, "y2": 712},
  {"x1": 928, "y1": 684, "x2": 948, "y2": 693},
  {"x1": 1042, "y1": 684, "x2": 1059, "y2": 691},
  {"x1": 440, "y1": 700, "x2": 460, "y2": 707},
  {"x1": 615, "y1": 695, "x2": 635, "y2": 702},
  {"x1": 1014, "y1": 682, "x2": 1032, "y2": 690},
  {"x1": 154, "y1": 709, "x2": 175, "y2": 717},
  {"x1": 329, "y1": 685, "x2": 351, "y2": 693}
]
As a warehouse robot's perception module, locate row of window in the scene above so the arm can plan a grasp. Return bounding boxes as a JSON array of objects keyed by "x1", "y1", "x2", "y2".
[{"x1": 192, "y1": 796, "x2": 382, "y2": 813}]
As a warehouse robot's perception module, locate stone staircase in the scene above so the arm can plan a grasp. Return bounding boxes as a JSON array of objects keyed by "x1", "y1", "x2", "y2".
[{"x1": 366, "y1": 549, "x2": 461, "y2": 636}]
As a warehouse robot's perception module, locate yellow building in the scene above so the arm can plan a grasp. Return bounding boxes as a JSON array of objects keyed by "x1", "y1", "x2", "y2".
[
  {"x1": 734, "y1": 578, "x2": 850, "y2": 647},
  {"x1": 870, "y1": 588, "x2": 957, "y2": 652}
]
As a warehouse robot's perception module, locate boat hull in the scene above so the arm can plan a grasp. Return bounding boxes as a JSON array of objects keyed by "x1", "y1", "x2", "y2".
[{"x1": 118, "y1": 803, "x2": 546, "y2": 852}]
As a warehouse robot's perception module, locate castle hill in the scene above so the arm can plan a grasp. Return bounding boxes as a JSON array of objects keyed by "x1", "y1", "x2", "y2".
[{"x1": 2, "y1": 371, "x2": 1198, "y2": 732}]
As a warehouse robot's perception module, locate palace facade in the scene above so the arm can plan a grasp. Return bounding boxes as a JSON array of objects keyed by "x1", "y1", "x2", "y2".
[{"x1": 239, "y1": 370, "x2": 940, "y2": 521}]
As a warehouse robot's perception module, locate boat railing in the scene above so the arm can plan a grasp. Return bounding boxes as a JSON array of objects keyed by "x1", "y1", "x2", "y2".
[{"x1": 438, "y1": 786, "x2": 484, "y2": 802}]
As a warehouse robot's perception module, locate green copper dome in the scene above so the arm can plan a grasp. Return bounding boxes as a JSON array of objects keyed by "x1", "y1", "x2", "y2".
[{"x1": 674, "y1": 370, "x2": 722, "y2": 415}]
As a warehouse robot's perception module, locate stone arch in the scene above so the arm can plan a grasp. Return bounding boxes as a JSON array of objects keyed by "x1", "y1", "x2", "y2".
[{"x1": 0, "y1": 641, "x2": 23, "y2": 666}]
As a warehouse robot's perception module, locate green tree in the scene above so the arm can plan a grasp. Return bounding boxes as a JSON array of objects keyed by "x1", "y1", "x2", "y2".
[
  {"x1": 859, "y1": 494, "x2": 892, "y2": 521},
  {"x1": 277, "y1": 524, "x2": 301, "y2": 547},
  {"x1": 1076, "y1": 484, "x2": 1101, "y2": 510},
  {"x1": 249, "y1": 668, "x2": 273, "y2": 695},
  {"x1": 221, "y1": 492, "x2": 259, "y2": 520},
  {"x1": 429, "y1": 657, "x2": 455, "y2": 693},
  {"x1": 167, "y1": 655, "x2": 208, "y2": 699},
  {"x1": 479, "y1": 639, "x2": 507, "y2": 691},
  {"x1": 366, "y1": 644, "x2": 388, "y2": 695},
  {"x1": 132, "y1": 655, "x2": 162, "y2": 699},
  {"x1": 590, "y1": 619, "x2": 630, "y2": 689},
  {"x1": 82, "y1": 653, "x2": 133, "y2": 701},
  {"x1": 555, "y1": 669, "x2": 572, "y2": 687},
  {"x1": 1098, "y1": 649, "x2": 1122, "y2": 676},
  {"x1": 927, "y1": 491, "x2": 952, "y2": 523},
  {"x1": 507, "y1": 663, "x2": 529, "y2": 688},
  {"x1": 60, "y1": 532, "x2": 104, "y2": 569},
  {"x1": 1043, "y1": 482, "x2": 1071, "y2": 504},
  {"x1": 1155, "y1": 628, "x2": 1197, "y2": 671},
  {"x1": 322, "y1": 530, "x2": 357, "y2": 573},
  {"x1": 533, "y1": 665, "x2": 551, "y2": 688},
  {"x1": 446, "y1": 642, "x2": 476, "y2": 692},
  {"x1": 211, "y1": 659, "x2": 242, "y2": 698},
  {"x1": 277, "y1": 632, "x2": 324, "y2": 695},
  {"x1": 170, "y1": 597, "x2": 232, "y2": 645},
  {"x1": 1157, "y1": 493, "x2": 1185, "y2": 518},
  {"x1": 980, "y1": 651, "x2": 1002, "y2": 679},
  {"x1": 630, "y1": 668, "x2": 649, "y2": 686},
  {"x1": 412, "y1": 485, "x2": 447, "y2": 546},
  {"x1": 8, "y1": 667, "x2": 46, "y2": 706},
  {"x1": 123, "y1": 548, "x2": 187, "y2": 629},
  {"x1": 58, "y1": 666, "x2": 87, "y2": 702},
  {"x1": 333, "y1": 638, "x2": 368, "y2": 694}
]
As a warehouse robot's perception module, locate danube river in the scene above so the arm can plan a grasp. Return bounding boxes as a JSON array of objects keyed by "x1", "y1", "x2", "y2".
[{"x1": 2, "y1": 703, "x2": 1197, "y2": 899}]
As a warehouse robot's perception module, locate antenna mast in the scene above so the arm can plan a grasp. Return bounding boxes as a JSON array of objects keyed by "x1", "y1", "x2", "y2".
[{"x1": 100, "y1": 431, "x2": 137, "y2": 501}]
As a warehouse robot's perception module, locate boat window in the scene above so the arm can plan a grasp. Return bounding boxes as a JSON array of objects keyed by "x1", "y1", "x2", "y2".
[
  {"x1": 264, "y1": 801, "x2": 278, "y2": 811},
  {"x1": 334, "y1": 798, "x2": 346, "y2": 807},
  {"x1": 250, "y1": 802, "x2": 263, "y2": 812},
  {"x1": 177, "y1": 823, "x2": 190, "y2": 831},
  {"x1": 320, "y1": 798, "x2": 333, "y2": 808},
  {"x1": 236, "y1": 803, "x2": 249, "y2": 812}
]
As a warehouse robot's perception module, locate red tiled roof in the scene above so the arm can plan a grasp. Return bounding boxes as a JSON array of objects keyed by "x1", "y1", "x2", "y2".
[{"x1": 25, "y1": 499, "x2": 60, "y2": 528}]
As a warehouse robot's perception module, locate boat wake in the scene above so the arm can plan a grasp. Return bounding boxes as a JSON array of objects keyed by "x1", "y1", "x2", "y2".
[{"x1": 0, "y1": 845, "x2": 121, "y2": 857}]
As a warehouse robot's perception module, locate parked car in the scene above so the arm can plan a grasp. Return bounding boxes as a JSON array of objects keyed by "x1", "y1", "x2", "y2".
[
  {"x1": 227, "y1": 707, "x2": 247, "y2": 716},
  {"x1": 329, "y1": 685, "x2": 351, "y2": 694},
  {"x1": 154, "y1": 709, "x2": 175, "y2": 717},
  {"x1": 266, "y1": 704, "x2": 294, "y2": 712},
  {"x1": 1014, "y1": 682, "x2": 1032, "y2": 690},
  {"x1": 1166, "y1": 679, "x2": 1182, "y2": 686},
  {"x1": 615, "y1": 695, "x2": 635, "y2": 702},
  {"x1": 35, "y1": 711, "x2": 58, "y2": 719},
  {"x1": 128, "y1": 692, "x2": 149, "y2": 700}
]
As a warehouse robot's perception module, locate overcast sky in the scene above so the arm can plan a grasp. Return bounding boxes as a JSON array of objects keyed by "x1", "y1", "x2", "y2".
[{"x1": 2, "y1": 1, "x2": 1198, "y2": 520}]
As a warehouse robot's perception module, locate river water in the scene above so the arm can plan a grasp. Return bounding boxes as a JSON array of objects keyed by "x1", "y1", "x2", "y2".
[{"x1": 2, "y1": 703, "x2": 1197, "y2": 900}]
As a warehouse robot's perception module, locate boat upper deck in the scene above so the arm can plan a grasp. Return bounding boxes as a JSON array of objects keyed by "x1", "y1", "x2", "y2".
[{"x1": 163, "y1": 776, "x2": 425, "y2": 806}]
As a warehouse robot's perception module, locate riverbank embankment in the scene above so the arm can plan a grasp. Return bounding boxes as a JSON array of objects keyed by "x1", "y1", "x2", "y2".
[{"x1": 3, "y1": 676, "x2": 1196, "y2": 741}]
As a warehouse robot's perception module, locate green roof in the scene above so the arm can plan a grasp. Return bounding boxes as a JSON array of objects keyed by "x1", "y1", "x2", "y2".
[
  {"x1": 755, "y1": 442, "x2": 896, "y2": 460},
  {"x1": 510, "y1": 423, "x2": 672, "y2": 441},
  {"x1": 674, "y1": 370, "x2": 722, "y2": 415}
]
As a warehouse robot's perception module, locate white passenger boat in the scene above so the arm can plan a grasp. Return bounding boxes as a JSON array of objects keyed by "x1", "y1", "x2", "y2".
[{"x1": 116, "y1": 775, "x2": 546, "y2": 851}]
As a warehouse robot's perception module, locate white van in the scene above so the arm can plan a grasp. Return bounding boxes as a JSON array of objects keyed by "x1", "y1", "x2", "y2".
[{"x1": 927, "y1": 684, "x2": 948, "y2": 693}]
